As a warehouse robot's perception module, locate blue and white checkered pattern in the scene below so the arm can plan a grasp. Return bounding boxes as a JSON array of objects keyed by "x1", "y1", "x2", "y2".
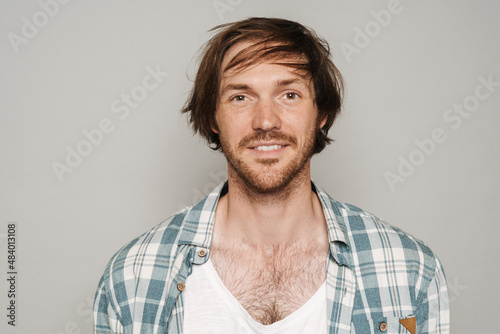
[{"x1": 94, "y1": 181, "x2": 449, "y2": 333}]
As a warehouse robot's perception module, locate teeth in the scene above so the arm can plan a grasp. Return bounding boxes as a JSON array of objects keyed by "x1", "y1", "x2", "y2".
[{"x1": 255, "y1": 145, "x2": 283, "y2": 151}]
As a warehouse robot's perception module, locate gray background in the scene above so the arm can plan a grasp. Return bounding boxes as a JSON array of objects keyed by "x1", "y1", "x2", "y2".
[{"x1": 1, "y1": 0, "x2": 498, "y2": 333}]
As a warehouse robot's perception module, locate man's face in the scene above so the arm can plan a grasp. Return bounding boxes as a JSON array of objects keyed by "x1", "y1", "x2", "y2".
[{"x1": 215, "y1": 43, "x2": 325, "y2": 193}]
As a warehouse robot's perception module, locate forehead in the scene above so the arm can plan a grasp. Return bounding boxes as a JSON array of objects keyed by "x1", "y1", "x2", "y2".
[
  {"x1": 221, "y1": 41, "x2": 254, "y2": 73},
  {"x1": 220, "y1": 41, "x2": 309, "y2": 79}
]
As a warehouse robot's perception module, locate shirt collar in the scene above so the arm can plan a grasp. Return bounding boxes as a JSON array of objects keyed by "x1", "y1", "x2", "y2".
[
  {"x1": 311, "y1": 181, "x2": 352, "y2": 267},
  {"x1": 177, "y1": 180, "x2": 352, "y2": 267}
]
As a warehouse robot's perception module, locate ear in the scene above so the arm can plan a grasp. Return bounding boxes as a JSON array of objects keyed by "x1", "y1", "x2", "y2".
[
  {"x1": 211, "y1": 118, "x2": 219, "y2": 134},
  {"x1": 319, "y1": 115, "x2": 328, "y2": 129},
  {"x1": 211, "y1": 108, "x2": 220, "y2": 134}
]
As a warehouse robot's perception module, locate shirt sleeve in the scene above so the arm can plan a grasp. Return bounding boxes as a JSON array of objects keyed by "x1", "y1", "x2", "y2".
[
  {"x1": 93, "y1": 275, "x2": 124, "y2": 334},
  {"x1": 417, "y1": 256, "x2": 450, "y2": 333}
]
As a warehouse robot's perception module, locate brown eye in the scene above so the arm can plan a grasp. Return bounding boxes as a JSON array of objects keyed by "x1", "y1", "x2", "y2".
[
  {"x1": 285, "y1": 92, "x2": 298, "y2": 99},
  {"x1": 231, "y1": 95, "x2": 247, "y2": 102}
]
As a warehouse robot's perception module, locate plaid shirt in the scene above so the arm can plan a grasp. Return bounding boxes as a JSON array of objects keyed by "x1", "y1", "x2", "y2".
[{"x1": 94, "y1": 181, "x2": 449, "y2": 333}]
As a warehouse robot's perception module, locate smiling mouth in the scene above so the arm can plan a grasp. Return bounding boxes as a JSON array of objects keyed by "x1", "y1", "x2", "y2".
[{"x1": 253, "y1": 144, "x2": 286, "y2": 151}]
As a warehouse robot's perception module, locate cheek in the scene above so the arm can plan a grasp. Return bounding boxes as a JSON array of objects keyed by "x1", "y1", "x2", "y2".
[
  {"x1": 219, "y1": 113, "x2": 247, "y2": 135},
  {"x1": 291, "y1": 115, "x2": 317, "y2": 132},
  {"x1": 217, "y1": 120, "x2": 241, "y2": 145}
]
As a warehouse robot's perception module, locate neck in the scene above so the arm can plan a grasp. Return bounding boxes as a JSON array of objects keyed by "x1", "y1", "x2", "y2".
[{"x1": 213, "y1": 163, "x2": 327, "y2": 247}]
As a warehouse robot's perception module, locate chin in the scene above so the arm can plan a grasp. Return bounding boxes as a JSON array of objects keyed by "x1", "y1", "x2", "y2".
[
  {"x1": 237, "y1": 163, "x2": 305, "y2": 194},
  {"x1": 245, "y1": 177, "x2": 288, "y2": 194}
]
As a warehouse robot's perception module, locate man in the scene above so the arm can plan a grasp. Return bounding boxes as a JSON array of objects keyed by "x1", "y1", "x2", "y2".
[{"x1": 94, "y1": 17, "x2": 449, "y2": 334}]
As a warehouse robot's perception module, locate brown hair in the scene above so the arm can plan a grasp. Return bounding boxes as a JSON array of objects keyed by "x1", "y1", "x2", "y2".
[{"x1": 182, "y1": 17, "x2": 344, "y2": 154}]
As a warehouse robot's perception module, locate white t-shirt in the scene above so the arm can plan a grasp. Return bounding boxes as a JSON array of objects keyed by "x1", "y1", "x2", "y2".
[{"x1": 183, "y1": 258, "x2": 327, "y2": 334}]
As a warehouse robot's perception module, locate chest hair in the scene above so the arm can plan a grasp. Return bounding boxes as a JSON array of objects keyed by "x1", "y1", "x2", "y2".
[{"x1": 210, "y1": 241, "x2": 327, "y2": 325}]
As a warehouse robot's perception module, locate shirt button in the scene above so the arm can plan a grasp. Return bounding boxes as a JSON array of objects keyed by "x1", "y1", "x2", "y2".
[
  {"x1": 198, "y1": 249, "x2": 207, "y2": 257},
  {"x1": 177, "y1": 282, "x2": 185, "y2": 292},
  {"x1": 379, "y1": 322, "x2": 388, "y2": 332}
]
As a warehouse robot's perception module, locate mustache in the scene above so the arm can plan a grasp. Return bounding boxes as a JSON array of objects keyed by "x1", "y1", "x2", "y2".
[{"x1": 238, "y1": 131, "x2": 298, "y2": 150}]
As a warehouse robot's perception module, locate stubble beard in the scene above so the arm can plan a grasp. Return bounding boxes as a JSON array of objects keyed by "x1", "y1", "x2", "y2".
[{"x1": 220, "y1": 126, "x2": 318, "y2": 197}]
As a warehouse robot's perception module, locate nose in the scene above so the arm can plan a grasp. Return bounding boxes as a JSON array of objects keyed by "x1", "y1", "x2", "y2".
[{"x1": 252, "y1": 98, "x2": 281, "y2": 132}]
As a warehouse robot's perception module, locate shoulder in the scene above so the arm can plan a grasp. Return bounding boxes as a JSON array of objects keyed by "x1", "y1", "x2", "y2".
[
  {"x1": 97, "y1": 206, "x2": 192, "y2": 300},
  {"x1": 332, "y1": 199, "x2": 441, "y2": 286},
  {"x1": 94, "y1": 206, "x2": 195, "y2": 331},
  {"x1": 335, "y1": 199, "x2": 436, "y2": 257}
]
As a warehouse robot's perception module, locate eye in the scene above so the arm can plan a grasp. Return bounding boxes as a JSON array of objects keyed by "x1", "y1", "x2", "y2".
[
  {"x1": 230, "y1": 95, "x2": 247, "y2": 102},
  {"x1": 283, "y1": 92, "x2": 299, "y2": 100}
]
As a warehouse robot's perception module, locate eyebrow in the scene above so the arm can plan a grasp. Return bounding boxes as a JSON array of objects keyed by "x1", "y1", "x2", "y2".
[
  {"x1": 221, "y1": 84, "x2": 250, "y2": 95},
  {"x1": 275, "y1": 78, "x2": 302, "y2": 87},
  {"x1": 220, "y1": 78, "x2": 306, "y2": 96}
]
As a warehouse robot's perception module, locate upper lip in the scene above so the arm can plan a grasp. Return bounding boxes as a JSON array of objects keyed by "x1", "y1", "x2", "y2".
[{"x1": 248, "y1": 142, "x2": 289, "y2": 149}]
